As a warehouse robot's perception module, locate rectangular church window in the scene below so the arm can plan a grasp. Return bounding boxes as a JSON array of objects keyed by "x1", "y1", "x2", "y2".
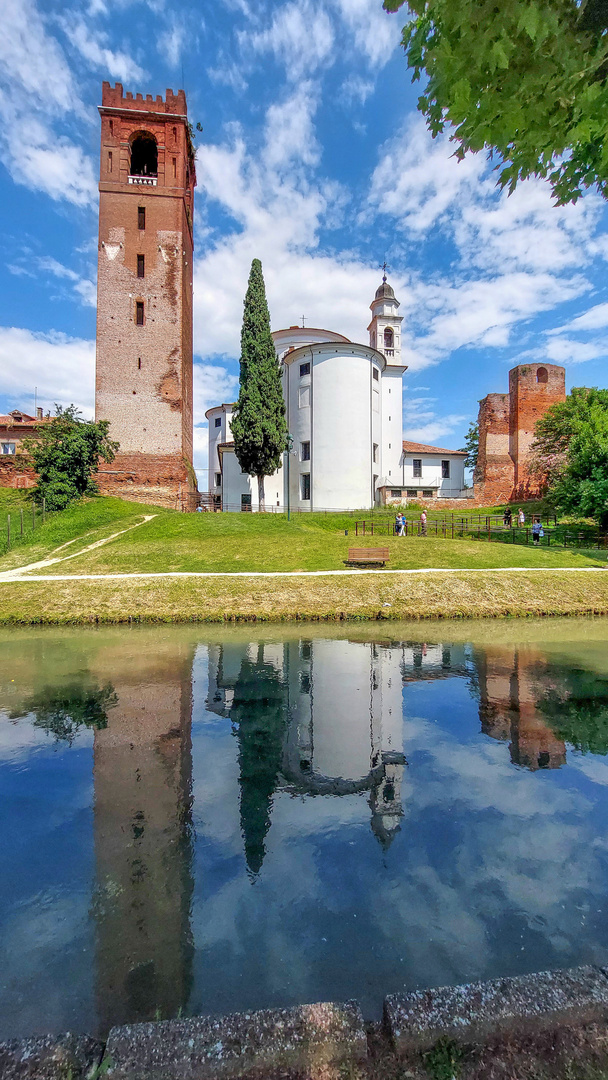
[
  {"x1": 407, "y1": 489, "x2": 417, "y2": 497},
  {"x1": 391, "y1": 489, "x2": 401, "y2": 498},
  {"x1": 372, "y1": 367, "x2": 379, "y2": 381},
  {"x1": 301, "y1": 473, "x2": 311, "y2": 500},
  {"x1": 299, "y1": 386, "x2": 310, "y2": 409},
  {"x1": 138, "y1": 206, "x2": 145, "y2": 230},
  {"x1": 214, "y1": 417, "x2": 221, "y2": 428},
  {"x1": 442, "y1": 460, "x2": 450, "y2": 478},
  {"x1": 301, "y1": 441, "x2": 310, "y2": 461},
  {"x1": 108, "y1": 151, "x2": 112, "y2": 173},
  {"x1": 413, "y1": 459, "x2": 422, "y2": 477},
  {"x1": 373, "y1": 443, "x2": 378, "y2": 463},
  {"x1": 172, "y1": 157, "x2": 177, "y2": 179},
  {"x1": 423, "y1": 490, "x2": 434, "y2": 497},
  {"x1": 300, "y1": 362, "x2": 310, "y2": 377},
  {"x1": 215, "y1": 473, "x2": 221, "y2": 486},
  {"x1": 1, "y1": 443, "x2": 16, "y2": 456},
  {"x1": 137, "y1": 255, "x2": 145, "y2": 278},
  {"x1": 135, "y1": 301, "x2": 144, "y2": 326}
]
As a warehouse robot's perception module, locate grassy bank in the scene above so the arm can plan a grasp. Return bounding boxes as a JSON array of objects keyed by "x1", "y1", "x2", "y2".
[{"x1": 2, "y1": 568, "x2": 608, "y2": 624}]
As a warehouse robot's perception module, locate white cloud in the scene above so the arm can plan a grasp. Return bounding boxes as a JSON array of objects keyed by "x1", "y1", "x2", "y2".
[
  {"x1": 0, "y1": 0, "x2": 96, "y2": 206},
  {"x1": 61, "y1": 21, "x2": 146, "y2": 83},
  {"x1": 340, "y1": 75, "x2": 374, "y2": 107},
  {"x1": 549, "y1": 302, "x2": 608, "y2": 335},
  {"x1": 0, "y1": 327, "x2": 95, "y2": 416},
  {"x1": 36, "y1": 257, "x2": 97, "y2": 308},
  {"x1": 241, "y1": 1, "x2": 334, "y2": 81},
  {"x1": 157, "y1": 16, "x2": 189, "y2": 69},
  {"x1": 544, "y1": 337, "x2": 607, "y2": 364},
  {"x1": 264, "y1": 83, "x2": 320, "y2": 170},
  {"x1": 333, "y1": 0, "x2": 401, "y2": 67}
]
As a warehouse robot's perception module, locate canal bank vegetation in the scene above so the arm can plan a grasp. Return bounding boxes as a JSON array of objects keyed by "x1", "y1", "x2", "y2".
[{"x1": 2, "y1": 568, "x2": 608, "y2": 624}]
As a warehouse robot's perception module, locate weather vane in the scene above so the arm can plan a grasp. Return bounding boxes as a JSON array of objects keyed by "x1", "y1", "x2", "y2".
[{"x1": 379, "y1": 258, "x2": 390, "y2": 283}]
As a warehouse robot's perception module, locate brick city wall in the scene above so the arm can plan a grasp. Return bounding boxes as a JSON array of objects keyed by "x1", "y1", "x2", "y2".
[
  {"x1": 96, "y1": 452, "x2": 197, "y2": 510},
  {"x1": 0, "y1": 456, "x2": 36, "y2": 489},
  {"x1": 474, "y1": 364, "x2": 565, "y2": 504}
]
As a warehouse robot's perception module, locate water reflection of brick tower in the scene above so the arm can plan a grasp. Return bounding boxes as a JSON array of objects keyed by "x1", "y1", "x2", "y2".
[
  {"x1": 477, "y1": 646, "x2": 566, "y2": 771},
  {"x1": 93, "y1": 644, "x2": 194, "y2": 1032},
  {"x1": 95, "y1": 82, "x2": 197, "y2": 510}
]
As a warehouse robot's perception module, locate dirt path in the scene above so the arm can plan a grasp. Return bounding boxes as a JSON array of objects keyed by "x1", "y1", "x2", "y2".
[
  {"x1": 0, "y1": 565, "x2": 606, "y2": 583},
  {"x1": 0, "y1": 515, "x2": 156, "y2": 580}
]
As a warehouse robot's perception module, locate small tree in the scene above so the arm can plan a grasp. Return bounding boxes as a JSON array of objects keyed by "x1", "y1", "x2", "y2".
[
  {"x1": 23, "y1": 404, "x2": 119, "y2": 511},
  {"x1": 459, "y1": 421, "x2": 479, "y2": 471},
  {"x1": 231, "y1": 259, "x2": 287, "y2": 511},
  {"x1": 530, "y1": 388, "x2": 608, "y2": 527}
]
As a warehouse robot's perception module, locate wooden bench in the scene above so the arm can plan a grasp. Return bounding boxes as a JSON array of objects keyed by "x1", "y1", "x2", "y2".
[{"x1": 345, "y1": 547, "x2": 390, "y2": 567}]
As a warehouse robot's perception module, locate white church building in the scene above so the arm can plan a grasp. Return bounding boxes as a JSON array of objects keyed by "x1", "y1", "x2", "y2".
[{"x1": 206, "y1": 278, "x2": 467, "y2": 511}]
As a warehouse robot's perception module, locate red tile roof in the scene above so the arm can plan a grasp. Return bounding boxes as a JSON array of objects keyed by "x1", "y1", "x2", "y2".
[{"x1": 403, "y1": 440, "x2": 467, "y2": 456}]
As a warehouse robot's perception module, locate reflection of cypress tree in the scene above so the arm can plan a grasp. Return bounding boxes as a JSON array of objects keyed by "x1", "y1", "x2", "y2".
[
  {"x1": 15, "y1": 682, "x2": 118, "y2": 743},
  {"x1": 539, "y1": 668, "x2": 608, "y2": 756},
  {"x1": 231, "y1": 653, "x2": 288, "y2": 875}
]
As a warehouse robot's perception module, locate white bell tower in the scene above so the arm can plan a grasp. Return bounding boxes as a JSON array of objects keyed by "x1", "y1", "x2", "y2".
[{"x1": 368, "y1": 274, "x2": 403, "y2": 364}]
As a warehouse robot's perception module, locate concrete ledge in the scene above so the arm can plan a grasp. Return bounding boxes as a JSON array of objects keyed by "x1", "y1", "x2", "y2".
[
  {"x1": 0, "y1": 1033, "x2": 104, "y2": 1079},
  {"x1": 384, "y1": 965, "x2": 608, "y2": 1053},
  {"x1": 103, "y1": 1001, "x2": 367, "y2": 1079}
]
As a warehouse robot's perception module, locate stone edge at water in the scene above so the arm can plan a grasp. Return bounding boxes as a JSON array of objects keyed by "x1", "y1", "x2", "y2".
[
  {"x1": 0, "y1": 1033, "x2": 104, "y2": 1079},
  {"x1": 384, "y1": 964, "x2": 608, "y2": 1053},
  {"x1": 103, "y1": 1000, "x2": 367, "y2": 1079}
]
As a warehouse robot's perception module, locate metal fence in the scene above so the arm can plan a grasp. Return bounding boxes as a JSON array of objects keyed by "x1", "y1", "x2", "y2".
[
  {"x1": 355, "y1": 517, "x2": 606, "y2": 549},
  {"x1": 2, "y1": 498, "x2": 48, "y2": 555}
]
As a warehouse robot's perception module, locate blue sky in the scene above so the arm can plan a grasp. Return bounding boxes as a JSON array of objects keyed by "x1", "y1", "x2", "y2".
[{"x1": 1, "y1": 0, "x2": 607, "y2": 479}]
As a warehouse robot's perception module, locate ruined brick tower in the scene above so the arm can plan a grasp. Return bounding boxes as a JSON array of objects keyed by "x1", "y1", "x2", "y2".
[
  {"x1": 95, "y1": 82, "x2": 197, "y2": 509},
  {"x1": 474, "y1": 363, "x2": 566, "y2": 503}
]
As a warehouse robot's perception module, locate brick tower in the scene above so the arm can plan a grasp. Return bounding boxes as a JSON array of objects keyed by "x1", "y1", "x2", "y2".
[
  {"x1": 474, "y1": 363, "x2": 565, "y2": 502},
  {"x1": 95, "y1": 82, "x2": 197, "y2": 509}
]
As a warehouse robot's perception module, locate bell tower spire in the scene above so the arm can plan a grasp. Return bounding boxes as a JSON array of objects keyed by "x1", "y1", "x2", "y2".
[{"x1": 368, "y1": 274, "x2": 403, "y2": 365}]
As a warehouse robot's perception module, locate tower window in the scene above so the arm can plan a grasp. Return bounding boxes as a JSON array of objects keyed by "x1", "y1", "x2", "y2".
[
  {"x1": 373, "y1": 443, "x2": 378, "y2": 463},
  {"x1": 537, "y1": 366, "x2": 548, "y2": 384},
  {"x1": 372, "y1": 367, "x2": 379, "y2": 381},
  {"x1": 384, "y1": 327, "x2": 394, "y2": 349},
  {"x1": 137, "y1": 254, "x2": 145, "y2": 278},
  {"x1": 301, "y1": 473, "x2": 311, "y2": 501},
  {"x1": 172, "y1": 157, "x2": 177, "y2": 179},
  {"x1": 215, "y1": 473, "x2": 221, "y2": 486},
  {"x1": 137, "y1": 358, "x2": 142, "y2": 369},
  {"x1": 129, "y1": 131, "x2": 158, "y2": 177},
  {"x1": 173, "y1": 126, "x2": 177, "y2": 142},
  {"x1": 135, "y1": 301, "x2": 144, "y2": 326},
  {"x1": 109, "y1": 119, "x2": 114, "y2": 136},
  {"x1": 441, "y1": 460, "x2": 450, "y2": 479},
  {"x1": 301, "y1": 441, "x2": 310, "y2": 461},
  {"x1": 108, "y1": 150, "x2": 112, "y2": 173},
  {"x1": 138, "y1": 206, "x2": 146, "y2": 230},
  {"x1": 413, "y1": 458, "x2": 422, "y2": 478},
  {"x1": 300, "y1": 362, "x2": 310, "y2": 377},
  {"x1": 214, "y1": 417, "x2": 222, "y2": 428},
  {"x1": 1, "y1": 443, "x2": 16, "y2": 456}
]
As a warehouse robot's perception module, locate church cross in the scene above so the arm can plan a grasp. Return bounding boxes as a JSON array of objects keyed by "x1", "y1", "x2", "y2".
[
  {"x1": 301, "y1": 315, "x2": 307, "y2": 328},
  {"x1": 380, "y1": 259, "x2": 390, "y2": 283}
]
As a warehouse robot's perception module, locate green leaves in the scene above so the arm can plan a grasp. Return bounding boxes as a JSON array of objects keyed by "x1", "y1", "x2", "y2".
[
  {"x1": 22, "y1": 405, "x2": 119, "y2": 511},
  {"x1": 388, "y1": 0, "x2": 608, "y2": 203},
  {"x1": 532, "y1": 388, "x2": 608, "y2": 527}
]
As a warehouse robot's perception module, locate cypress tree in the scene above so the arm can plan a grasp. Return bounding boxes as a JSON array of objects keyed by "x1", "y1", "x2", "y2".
[{"x1": 231, "y1": 259, "x2": 287, "y2": 511}]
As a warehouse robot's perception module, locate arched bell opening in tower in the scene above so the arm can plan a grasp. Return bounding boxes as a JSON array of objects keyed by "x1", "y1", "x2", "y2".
[{"x1": 130, "y1": 131, "x2": 158, "y2": 177}]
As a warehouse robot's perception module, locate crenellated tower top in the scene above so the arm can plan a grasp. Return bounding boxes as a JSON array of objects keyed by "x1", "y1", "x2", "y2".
[{"x1": 101, "y1": 82, "x2": 187, "y2": 116}]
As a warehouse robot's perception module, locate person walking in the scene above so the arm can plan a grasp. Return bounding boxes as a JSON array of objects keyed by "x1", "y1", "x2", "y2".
[
  {"x1": 532, "y1": 518, "x2": 543, "y2": 545},
  {"x1": 517, "y1": 508, "x2": 525, "y2": 527},
  {"x1": 420, "y1": 510, "x2": 427, "y2": 536},
  {"x1": 395, "y1": 511, "x2": 402, "y2": 536},
  {"x1": 503, "y1": 507, "x2": 512, "y2": 527}
]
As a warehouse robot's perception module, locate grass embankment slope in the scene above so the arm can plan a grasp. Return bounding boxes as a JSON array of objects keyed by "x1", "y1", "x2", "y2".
[{"x1": 0, "y1": 496, "x2": 606, "y2": 623}]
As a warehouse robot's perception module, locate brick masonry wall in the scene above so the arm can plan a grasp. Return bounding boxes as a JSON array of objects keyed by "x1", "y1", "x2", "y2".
[
  {"x1": 96, "y1": 453, "x2": 196, "y2": 510},
  {"x1": 96, "y1": 83, "x2": 197, "y2": 507},
  {"x1": 509, "y1": 364, "x2": 566, "y2": 498},
  {"x1": 474, "y1": 364, "x2": 566, "y2": 504}
]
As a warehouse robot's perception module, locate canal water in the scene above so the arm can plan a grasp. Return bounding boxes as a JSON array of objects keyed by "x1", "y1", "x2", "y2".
[{"x1": 2, "y1": 620, "x2": 608, "y2": 1039}]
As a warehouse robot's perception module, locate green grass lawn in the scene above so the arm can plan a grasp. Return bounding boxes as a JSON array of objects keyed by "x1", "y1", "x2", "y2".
[{"x1": 0, "y1": 495, "x2": 604, "y2": 576}]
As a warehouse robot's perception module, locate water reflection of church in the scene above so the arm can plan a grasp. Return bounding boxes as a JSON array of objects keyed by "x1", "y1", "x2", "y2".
[{"x1": 85, "y1": 635, "x2": 569, "y2": 1031}]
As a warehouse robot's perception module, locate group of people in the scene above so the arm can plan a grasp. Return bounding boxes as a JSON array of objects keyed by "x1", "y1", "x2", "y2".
[
  {"x1": 502, "y1": 507, "x2": 527, "y2": 528},
  {"x1": 503, "y1": 506, "x2": 545, "y2": 544},
  {"x1": 394, "y1": 511, "x2": 427, "y2": 537}
]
